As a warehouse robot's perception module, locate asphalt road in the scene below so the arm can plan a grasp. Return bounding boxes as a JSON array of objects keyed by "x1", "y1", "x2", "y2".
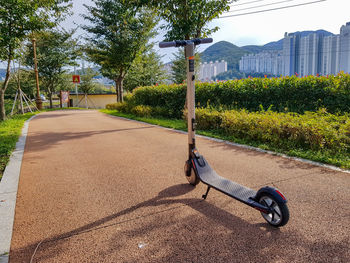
[{"x1": 10, "y1": 110, "x2": 350, "y2": 262}]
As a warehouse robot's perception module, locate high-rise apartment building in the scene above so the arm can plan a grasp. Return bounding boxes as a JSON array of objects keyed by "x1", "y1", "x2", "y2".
[
  {"x1": 240, "y1": 22, "x2": 350, "y2": 77},
  {"x1": 298, "y1": 33, "x2": 320, "y2": 76},
  {"x1": 283, "y1": 22, "x2": 350, "y2": 76},
  {"x1": 240, "y1": 51, "x2": 283, "y2": 76},
  {"x1": 339, "y1": 22, "x2": 350, "y2": 73},
  {"x1": 199, "y1": 60, "x2": 227, "y2": 81},
  {"x1": 322, "y1": 35, "x2": 340, "y2": 75}
]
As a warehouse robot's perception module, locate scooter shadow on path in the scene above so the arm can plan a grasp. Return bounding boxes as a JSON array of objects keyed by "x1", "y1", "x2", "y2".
[{"x1": 11, "y1": 184, "x2": 282, "y2": 262}]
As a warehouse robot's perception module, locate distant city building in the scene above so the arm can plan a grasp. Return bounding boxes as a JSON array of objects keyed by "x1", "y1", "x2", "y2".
[
  {"x1": 198, "y1": 60, "x2": 227, "y2": 81},
  {"x1": 239, "y1": 51, "x2": 283, "y2": 76},
  {"x1": 339, "y1": 22, "x2": 350, "y2": 73},
  {"x1": 239, "y1": 22, "x2": 350, "y2": 77},
  {"x1": 94, "y1": 76, "x2": 114, "y2": 86},
  {"x1": 321, "y1": 35, "x2": 340, "y2": 75},
  {"x1": 162, "y1": 62, "x2": 174, "y2": 84}
]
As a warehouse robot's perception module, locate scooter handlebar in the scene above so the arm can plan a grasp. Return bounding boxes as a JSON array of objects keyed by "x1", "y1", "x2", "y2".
[
  {"x1": 159, "y1": 38, "x2": 213, "y2": 48},
  {"x1": 193, "y1": 38, "x2": 213, "y2": 45},
  {"x1": 159, "y1": 41, "x2": 177, "y2": 48}
]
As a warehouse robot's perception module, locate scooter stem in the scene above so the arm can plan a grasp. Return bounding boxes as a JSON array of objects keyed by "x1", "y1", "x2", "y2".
[
  {"x1": 185, "y1": 42, "x2": 196, "y2": 158},
  {"x1": 158, "y1": 38, "x2": 213, "y2": 159}
]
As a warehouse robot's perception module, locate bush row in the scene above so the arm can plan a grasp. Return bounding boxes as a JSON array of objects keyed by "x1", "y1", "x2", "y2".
[
  {"x1": 106, "y1": 102, "x2": 350, "y2": 155},
  {"x1": 106, "y1": 102, "x2": 172, "y2": 118},
  {"x1": 195, "y1": 108, "x2": 350, "y2": 154},
  {"x1": 129, "y1": 73, "x2": 350, "y2": 117}
]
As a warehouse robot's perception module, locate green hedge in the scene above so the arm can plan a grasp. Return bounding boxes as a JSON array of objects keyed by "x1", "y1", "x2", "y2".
[
  {"x1": 106, "y1": 102, "x2": 350, "y2": 158},
  {"x1": 129, "y1": 74, "x2": 350, "y2": 117},
  {"x1": 106, "y1": 102, "x2": 174, "y2": 118},
  {"x1": 195, "y1": 108, "x2": 349, "y2": 154}
]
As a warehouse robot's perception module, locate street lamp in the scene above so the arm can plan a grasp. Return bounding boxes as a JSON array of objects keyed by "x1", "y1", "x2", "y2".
[{"x1": 32, "y1": 38, "x2": 42, "y2": 110}]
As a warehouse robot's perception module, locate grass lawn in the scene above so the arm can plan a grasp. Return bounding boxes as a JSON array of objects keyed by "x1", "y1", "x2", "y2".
[
  {"x1": 101, "y1": 109, "x2": 350, "y2": 170},
  {"x1": 0, "y1": 107, "x2": 85, "y2": 181},
  {"x1": 0, "y1": 113, "x2": 35, "y2": 181}
]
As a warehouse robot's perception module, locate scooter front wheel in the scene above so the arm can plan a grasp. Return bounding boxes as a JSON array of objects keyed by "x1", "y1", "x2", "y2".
[
  {"x1": 258, "y1": 194, "x2": 289, "y2": 227},
  {"x1": 184, "y1": 161, "x2": 200, "y2": 186}
]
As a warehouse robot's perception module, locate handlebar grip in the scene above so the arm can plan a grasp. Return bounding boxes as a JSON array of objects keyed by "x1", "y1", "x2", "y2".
[
  {"x1": 159, "y1": 41, "x2": 176, "y2": 48},
  {"x1": 193, "y1": 38, "x2": 213, "y2": 45},
  {"x1": 200, "y1": 38, "x2": 213, "y2": 44}
]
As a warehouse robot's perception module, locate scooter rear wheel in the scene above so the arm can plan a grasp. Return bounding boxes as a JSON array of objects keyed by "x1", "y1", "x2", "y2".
[
  {"x1": 184, "y1": 161, "x2": 200, "y2": 186},
  {"x1": 258, "y1": 194, "x2": 289, "y2": 227}
]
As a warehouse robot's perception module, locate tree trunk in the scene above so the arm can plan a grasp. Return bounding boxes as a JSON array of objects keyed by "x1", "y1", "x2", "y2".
[
  {"x1": 17, "y1": 64, "x2": 24, "y2": 114},
  {"x1": 120, "y1": 78, "x2": 124, "y2": 103},
  {"x1": 0, "y1": 53, "x2": 13, "y2": 120},
  {"x1": 19, "y1": 90, "x2": 24, "y2": 114},
  {"x1": 115, "y1": 80, "x2": 120, "y2": 102},
  {"x1": 115, "y1": 77, "x2": 124, "y2": 103},
  {"x1": 0, "y1": 89, "x2": 6, "y2": 121},
  {"x1": 49, "y1": 93, "x2": 53, "y2": 108}
]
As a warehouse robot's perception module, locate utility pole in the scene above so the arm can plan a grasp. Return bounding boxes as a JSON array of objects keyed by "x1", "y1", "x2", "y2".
[{"x1": 32, "y1": 38, "x2": 42, "y2": 110}]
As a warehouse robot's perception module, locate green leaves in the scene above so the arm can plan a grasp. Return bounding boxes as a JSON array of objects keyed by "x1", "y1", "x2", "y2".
[
  {"x1": 80, "y1": 68, "x2": 98, "y2": 95},
  {"x1": 83, "y1": 0, "x2": 157, "y2": 102},
  {"x1": 24, "y1": 29, "x2": 78, "y2": 106},
  {"x1": 141, "y1": 0, "x2": 233, "y2": 40},
  {"x1": 0, "y1": 0, "x2": 72, "y2": 60},
  {"x1": 0, "y1": 0, "x2": 72, "y2": 119},
  {"x1": 129, "y1": 74, "x2": 350, "y2": 118},
  {"x1": 123, "y1": 48, "x2": 166, "y2": 92}
]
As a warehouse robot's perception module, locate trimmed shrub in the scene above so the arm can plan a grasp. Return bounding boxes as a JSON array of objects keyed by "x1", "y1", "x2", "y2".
[
  {"x1": 193, "y1": 108, "x2": 349, "y2": 154},
  {"x1": 106, "y1": 102, "x2": 133, "y2": 113},
  {"x1": 131, "y1": 105, "x2": 152, "y2": 117},
  {"x1": 130, "y1": 73, "x2": 350, "y2": 116},
  {"x1": 106, "y1": 102, "x2": 172, "y2": 119},
  {"x1": 184, "y1": 108, "x2": 222, "y2": 130}
]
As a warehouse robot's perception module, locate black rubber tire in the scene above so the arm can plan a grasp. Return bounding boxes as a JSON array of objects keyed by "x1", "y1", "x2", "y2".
[
  {"x1": 184, "y1": 161, "x2": 200, "y2": 186},
  {"x1": 258, "y1": 194, "x2": 289, "y2": 227}
]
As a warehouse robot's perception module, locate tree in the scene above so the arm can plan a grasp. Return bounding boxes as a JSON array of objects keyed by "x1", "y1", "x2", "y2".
[
  {"x1": 80, "y1": 67, "x2": 98, "y2": 95},
  {"x1": 0, "y1": 0, "x2": 72, "y2": 120},
  {"x1": 6, "y1": 69, "x2": 37, "y2": 99},
  {"x1": 123, "y1": 46, "x2": 166, "y2": 92},
  {"x1": 83, "y1": 0, "x2": 158, "y2": 102},
  {"x1": 78, "y1": 67, "x2": 97, "y2": 108},
  {"x1": 139, "y1": 0, "x2": 234, "y2": 107},
  {"x1": 25, "y1": 29, "x2": 78, "y2": 108},
  {"x1": 139, "y1": 0, "x2": 235, "y2": 40}
]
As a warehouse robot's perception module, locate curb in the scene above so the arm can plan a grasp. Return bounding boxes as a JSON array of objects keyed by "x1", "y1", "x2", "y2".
[
  {"x1": 103, "y1": 113, "x2": 350, "y2": 175},
  {"x1": 0, "y1": 116, "x2": 35, "y2": 263}
]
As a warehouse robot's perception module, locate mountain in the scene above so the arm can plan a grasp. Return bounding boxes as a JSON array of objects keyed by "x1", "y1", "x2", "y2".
[{"x1": 200, "y1": 41, "x2": 249, "y2": 70}]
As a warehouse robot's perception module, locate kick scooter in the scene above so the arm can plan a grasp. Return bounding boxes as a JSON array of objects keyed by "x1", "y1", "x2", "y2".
[{"x1": 159, "y1": 38, "x2": 289, "y2": 227}]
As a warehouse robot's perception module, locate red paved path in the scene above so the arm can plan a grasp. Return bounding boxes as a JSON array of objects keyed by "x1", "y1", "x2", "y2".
[{"x1": 10, "y1": 110, "x2": 350, "y2": 262}]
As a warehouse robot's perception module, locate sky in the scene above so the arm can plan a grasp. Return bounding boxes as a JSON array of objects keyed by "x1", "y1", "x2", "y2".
[
  {"x1": 60, "y1": 0, "x2": 350, "y2": 63},
  {"x1": 2, "y1": 0, "x2": 350, "y2": 67}
]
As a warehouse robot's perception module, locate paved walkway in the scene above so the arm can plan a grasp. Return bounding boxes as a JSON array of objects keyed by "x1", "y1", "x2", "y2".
[{"x1": 9, "y1": 110, "x2": 350, "y2": 262}]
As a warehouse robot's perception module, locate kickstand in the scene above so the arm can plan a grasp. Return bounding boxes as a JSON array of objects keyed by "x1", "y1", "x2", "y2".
[{"x1": 202, "y1": 186, "x2": 211, "y2": 200}]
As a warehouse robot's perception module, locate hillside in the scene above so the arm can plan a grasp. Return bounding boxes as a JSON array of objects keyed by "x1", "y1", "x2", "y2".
[{"x1": 200, "y1": 41, "x2": 249, "y2": 70}]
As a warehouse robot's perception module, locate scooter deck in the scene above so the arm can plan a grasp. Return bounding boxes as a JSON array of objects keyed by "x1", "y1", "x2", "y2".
[{"x1": 193, "y1": 156, "x2": 257, "y2": 205}]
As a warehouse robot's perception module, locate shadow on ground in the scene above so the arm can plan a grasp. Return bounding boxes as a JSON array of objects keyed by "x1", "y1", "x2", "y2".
[
  {"x1": 10, "y1": 184, "x2": 349, "y2": 263},
  {"x1": 25, "y1": 126, "x2": 154, "y2": 153}
]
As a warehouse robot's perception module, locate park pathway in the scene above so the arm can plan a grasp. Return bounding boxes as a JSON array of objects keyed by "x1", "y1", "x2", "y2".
[{"x1": 9, "y1": 110, "x2": 350, "y2": 262}]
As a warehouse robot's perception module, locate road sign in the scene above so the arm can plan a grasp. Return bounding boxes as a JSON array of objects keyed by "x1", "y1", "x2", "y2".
[{"x1": 72, "y1": 75, "x2": 80, "y2": 83}]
